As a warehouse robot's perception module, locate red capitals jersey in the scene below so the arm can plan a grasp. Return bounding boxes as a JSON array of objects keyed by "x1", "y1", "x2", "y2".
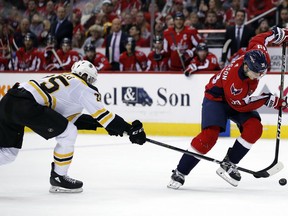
[
  {"x1": 190, "y1": 52, "x2": 220, "y2": 71},
  {"x1": 147, "y1": 50, "x2": 170, "y2": 71},
  {"x1": 163, "y1": 26, "x2": 202, "y2": 71},
  {"x1": 55, "y1": 49, "x2": 81, "y2": 70},
  {"x1": 83, "y1": 53, "x2": 111, "y2": 71},
  {"x1": 119, "y1": 50, "x2": 148, "y2": 71},
  {"x1": 11, "y1": 47, "x2": 40, "y2": 71},
  {"x1": 204, "y1": 30, "x2": 274, "y2": 112}
]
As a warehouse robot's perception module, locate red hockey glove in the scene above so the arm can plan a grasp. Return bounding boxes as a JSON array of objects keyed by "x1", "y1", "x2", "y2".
[
  {"x1": 264, "y1": 93, "x2": 288, "y2": 110},
  {"x1": 184, "y1": 63, "x2": 197, "y2": 77}
]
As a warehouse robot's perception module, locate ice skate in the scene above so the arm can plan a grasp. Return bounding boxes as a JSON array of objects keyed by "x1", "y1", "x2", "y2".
[
  {"x1": 216, "y1": 155, "x2": 241, "y2": 187},
  {"x1": 49, "y1": 163, "x2": 83, "y2": 193},
  {"x1": 167, "y1": 169, "x2": 185, "y2": 189}
]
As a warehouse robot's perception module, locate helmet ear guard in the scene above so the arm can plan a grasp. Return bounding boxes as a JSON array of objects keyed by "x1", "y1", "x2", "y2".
[{"x1": 71, "y1": 60, "x2": 98, "y2": 84}]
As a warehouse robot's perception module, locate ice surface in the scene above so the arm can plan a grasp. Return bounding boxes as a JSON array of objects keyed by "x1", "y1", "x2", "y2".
[{"x1": 1, "y1": 133, "x2": 287, "y2": 216}]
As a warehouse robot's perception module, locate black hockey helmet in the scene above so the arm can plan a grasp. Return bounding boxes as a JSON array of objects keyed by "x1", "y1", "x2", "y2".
[
  {"x1": 244, "y1": 50, "x2": 268, "y2": 73},
  {"x1": 153, "y1": 35, "x2": 163, "y2": 44},
  {"x1": 196, "y1": 43, "x2": 208, "y2": 52},
  {"x1": 84, "y1": 43, "x2": 96, "y2": 52},
  {"x1": 61, "y1": 37, "x2": 71, "y2": 46},
  {"x1": 174, "y1": 12, "x2": 185, "y2": 20},
  {"x1": 46, "y1": 34, "x2": 56, "y2": 45},
  {"x1": 24, "y1": 33, "x2": 34, "y2": 41}
]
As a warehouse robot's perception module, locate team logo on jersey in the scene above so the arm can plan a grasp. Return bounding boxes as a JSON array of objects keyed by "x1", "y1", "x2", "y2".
[{"x1": 230, "y1": 83, "x2": 242, "y2": 95}]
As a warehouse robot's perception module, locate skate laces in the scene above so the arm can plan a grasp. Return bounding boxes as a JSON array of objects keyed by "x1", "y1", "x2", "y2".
[
  {"x1": 63, "y1": 175, "x2": 77, "y2": 184},
  {"x1": 222, "y1": 161, "x2": 239, "y2": 175}
]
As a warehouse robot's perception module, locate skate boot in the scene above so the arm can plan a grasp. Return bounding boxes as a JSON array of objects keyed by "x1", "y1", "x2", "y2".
[
  {"x1": 216, "y1": 154, "x2": 241, "y2": 187},
  {"x1": 49, "y1": 162, "x2": 83, "y2": 193},
  {"x1": 167, "y1": 169, "x2": 185, "y2": 189}
]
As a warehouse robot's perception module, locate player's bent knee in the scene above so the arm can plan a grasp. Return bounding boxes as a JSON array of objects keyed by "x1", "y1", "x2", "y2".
[
  {"x1": 56, "y1": 122, "x2": 78, "y2": 146},
  {"x1": 241, "y1": 118, "x2": 263, "y2": 144},
  {"x1": 191, "y1": 126, "x2": 220, "y2": 154}
]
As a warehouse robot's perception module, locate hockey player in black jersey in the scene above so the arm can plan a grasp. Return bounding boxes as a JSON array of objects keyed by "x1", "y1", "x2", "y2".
[{"x1": 0, "y1": 60, "x2": 146, "y2": 193}]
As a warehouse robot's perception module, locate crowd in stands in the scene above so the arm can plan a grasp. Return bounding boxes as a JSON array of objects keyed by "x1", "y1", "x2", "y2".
[{"x1": 0, "y1": 0, "x2": 287, "y2": 73}]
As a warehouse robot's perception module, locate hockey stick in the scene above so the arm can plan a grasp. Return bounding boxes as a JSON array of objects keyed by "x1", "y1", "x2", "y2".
[
  {"x1": 146, "y1": 138, "x2": 283, "y2": 178},
  {"x1": 253, "y1": 41, "x2": 287, "y2": 177},
  {"x1": 170, "y1": 32, "x2": 186, "y2": 71}
]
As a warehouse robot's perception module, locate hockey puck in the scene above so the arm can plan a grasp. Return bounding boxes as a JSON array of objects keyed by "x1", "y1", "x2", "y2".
[{"x1": 279, "y1": 178, "x2": 287, "y2": 186}]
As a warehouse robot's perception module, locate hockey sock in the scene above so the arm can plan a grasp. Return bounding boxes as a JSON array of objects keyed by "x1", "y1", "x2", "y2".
[
  {"x1": 227, "y1": 138, "x2": 251, "y2": 164},
  {"x1": 177, "y1": 153, "x2": 200, "y2": 175}
]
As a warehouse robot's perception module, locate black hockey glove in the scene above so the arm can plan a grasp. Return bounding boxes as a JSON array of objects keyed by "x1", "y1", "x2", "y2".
[
  {"x1": 129, "y1": 120, "x2": 146, "y2": 145},
  {"x1": 106, "y1": 128, "x2": 123, "y2": 137}
]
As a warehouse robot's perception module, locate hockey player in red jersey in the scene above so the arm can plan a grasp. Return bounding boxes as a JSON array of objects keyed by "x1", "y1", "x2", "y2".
[
  {"x1": 83, "y1": 43, "x2": 111, "y2": 71},
  {"x1": 46, "y1": 38, "x2": 81, "y2": 71},
  {"x1": 8, "y1": 33, "x2": 41, "y2": 71},
  {"x1": 163, "y1": 12, "x2": 203, "y2": 71},
  {"x1": 38, "y1": 34, "x2": 58, "y2": 70},
  {"x1": 119, "y1": 37, "x2": 148, "y2": 71},
  {"x1": 0, "y1": 60, "x2": 146, "y2": 193},
  {"x1": 167, "y1": 27, "x2": 288, "y2": 189},
  {"x1": 184, "y1": 42, "x2": 220, "y2": 76},
  {"x1": 146, "y1": 36, "x2": 170, "y2": 71}
]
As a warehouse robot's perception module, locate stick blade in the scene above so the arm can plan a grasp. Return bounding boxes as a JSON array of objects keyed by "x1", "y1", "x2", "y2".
[{"x1": 253, "y1": 162, "x2": 284, "y2": 178}]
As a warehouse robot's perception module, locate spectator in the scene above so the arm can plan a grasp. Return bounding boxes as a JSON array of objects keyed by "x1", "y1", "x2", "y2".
[
  {"x1": 46, "y1": 38, "x2": 81, "y2": 71},
  {"x1": 135, "y1": 11, "x2": 151, "y2": 40},
  {"x1": 255, "y1": 18, "x2": 270, "y2": 35},
  {"x1": 83, "y1": 43, "x2": 111, "y2": 71},
  {"x1": 207, "y1": 0, "x2": 225, "y2": 25},
  {"x1": 122, "y1": 12, "x2": 134, "y2": 34},
  {"x1": 9, "y1": 33, "x2": 40, "y2": 71},
  {"x1": 129, "y1": 24, "x2": 150, "y2": 47},
  {"x1": 37, "y1": 0, "x2": 46, "y2": 17},
  {"x1": 224, "y1": 0, "x2": 242, "y2": 27},
  {"x1": 0, "y1": 23, "x2": 14, "y2": 71},
  {"x1": 82, "y1": 24, "x2": 105, "y2": 50},
  {"x1": 104, "y1": 18, "x2": 129, "y2": 71},
  {"x1": 39, "y1": 19, "x2": 51, "y2": 48},
  {"x1": 81, "y1": 2, "x2": 97, "y2": 30},
  {"x1": 13, "y1": 18, "x2": 38, "y2": 50},
  {"x1": 30, "y1": 13, "x2": 44, "y2": 39},
  {"x1": 184, "y1": 42, "x2": 220, "y2": 76},
  {"x1": 277, "y1": 7, "x2": 288, "y2": 28},
  {"x1": 24, "y1": 0, "x2": 39, "y2": 22},
  {"x1": 101, "y1": 0, "x2": 118, "y2": 23},
  {"x1": 247, "y1": 0, "x2": 275, "y2": 27},
  {"x1": 72, "y1": 28, "x2": 85, "y2": 49},
  {"x1": 153, "y1": 19, "x2": 165, "y2": 38},
  {"x1": 163, "y1": 12, "x2": 203, "y2": 71},
  {"x1": 119, "y1": 37, "x2": 148, "y2": 71},
  {"x1": 147, "y1": 36, "x2": 170, "y2": 71},
  {"x1": 49, "y1": 6, "x2": 73, "y2": 49},
  {"x1": 44, "y1": 1, "x2": 57, "y2": 24},
  {"x1": 189, "y1": 12, "x2": 204, "y2": 29},
  {"x1": 220, "y1": 9, "x2": 255, "y2": 68}
]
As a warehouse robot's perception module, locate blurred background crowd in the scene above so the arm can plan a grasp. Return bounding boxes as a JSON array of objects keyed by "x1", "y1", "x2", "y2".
[{"x1": 0, "y1": 0, "x2": 287, "y2": 73}]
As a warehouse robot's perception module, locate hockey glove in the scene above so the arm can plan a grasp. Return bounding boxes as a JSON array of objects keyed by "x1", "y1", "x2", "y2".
[
  {"x1": 184, "y1": 63, "x2": 197, "y2": 77},
  {"x1": 129, "y1": 120, "x2": 146, "y2": 145},
  {"x1": 272, "y1": 27, "x2": 287, "y2": 44},
  {"x1": 264, "y1": 93, "x2": 288, "y2": 110}
]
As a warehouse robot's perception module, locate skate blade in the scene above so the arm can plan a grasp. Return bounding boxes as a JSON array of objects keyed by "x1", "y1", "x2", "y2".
[
  {"x1": 216, "y1": 167, "x2": 239, "y2": 187},
  {"x1": 49, "y1": 186, "x2": 83, "y2": 193},
  {"x1": 167, "y1": 179, "x2": 182, "y2": 189}
]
